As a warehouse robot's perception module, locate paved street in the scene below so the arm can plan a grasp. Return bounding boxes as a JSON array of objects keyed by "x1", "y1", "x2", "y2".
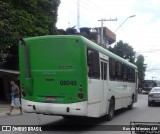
[{"x1": 0, "y1": 94, "x2": 160, "y2": 134}]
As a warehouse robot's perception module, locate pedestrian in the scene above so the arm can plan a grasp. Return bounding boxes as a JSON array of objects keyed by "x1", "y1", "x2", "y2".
[{"x1": 6, "y1": 80, "x2": 22, "y2": 115}]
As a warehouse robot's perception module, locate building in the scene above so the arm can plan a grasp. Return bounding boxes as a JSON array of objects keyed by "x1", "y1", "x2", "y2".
[
  {"x1": 58, "y1": 26, "x2": 116, "y2": 48},
  {"x1": 79, "y1": 27, "x2": 116, "y2": 48},
  {"x1": 94, "y1": 27, "x2": 116, "y2": 48}
]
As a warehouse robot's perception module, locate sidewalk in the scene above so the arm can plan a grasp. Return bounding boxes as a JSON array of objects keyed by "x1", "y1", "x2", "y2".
[{"x1": 0, "y1": 103, "x2": 21, "y2": 116}]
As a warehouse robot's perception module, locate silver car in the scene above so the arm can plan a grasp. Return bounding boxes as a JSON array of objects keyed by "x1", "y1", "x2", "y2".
[{"x1": 148, "y1": 87, "x2": 160, "y2": 106}]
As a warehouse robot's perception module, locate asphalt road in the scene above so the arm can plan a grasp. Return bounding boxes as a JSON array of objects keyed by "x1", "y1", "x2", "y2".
[{"x1": 0, "y1": 94, "x2": 160, "y2": 134}]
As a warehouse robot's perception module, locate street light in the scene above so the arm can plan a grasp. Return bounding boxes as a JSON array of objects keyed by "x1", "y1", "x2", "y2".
[{"x1": 114, "y1": 15, "x2": 136, "y2": 33}]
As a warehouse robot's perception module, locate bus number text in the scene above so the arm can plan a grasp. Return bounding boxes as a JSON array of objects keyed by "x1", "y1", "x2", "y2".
[{"x1": 60, "y1": 80, "x2": 77, "y2": 86}]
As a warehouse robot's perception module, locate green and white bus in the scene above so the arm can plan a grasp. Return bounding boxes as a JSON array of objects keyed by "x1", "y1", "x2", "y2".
[{"x1": 19, "y1": 35, "x2": 138, "y2": 120}]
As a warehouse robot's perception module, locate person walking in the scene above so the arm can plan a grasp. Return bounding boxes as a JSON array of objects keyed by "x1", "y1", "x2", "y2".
[{"x1": 6, "y1": 80, "x2": 22, "y2": 115}]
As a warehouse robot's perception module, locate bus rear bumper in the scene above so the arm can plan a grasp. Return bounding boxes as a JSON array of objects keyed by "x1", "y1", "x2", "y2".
[{"x1": 21, "y1": 99, "x2": 88, "y2": 116}]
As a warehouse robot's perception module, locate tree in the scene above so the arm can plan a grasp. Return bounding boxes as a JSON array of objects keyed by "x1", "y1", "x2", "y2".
[
  {"x1": 135, "y1": 55, "x2": 146, "y2": 83},
  {"x1": 0, "y1": 0, "x2": 60, "y2": 70},
  {"x1": 108, "y1": 40, "x2": 146, "y2": 83},
  {"x1": 108, "y1": 40, "x2": 135, "y2": 63}
]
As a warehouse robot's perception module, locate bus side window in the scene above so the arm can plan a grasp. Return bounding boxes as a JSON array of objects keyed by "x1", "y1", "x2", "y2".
[
  {"x1": 104, "y1": 63, "x2": 107, "y2": 80},
  {"x1": 87, "y1": 47, "x2": 100, "y2": 79},
  {"x1": 101, "y1": 62, "x2": 107, "y2": 80},
  {"x1": 122, "y1": 64, "x2": 127, "y2": 81},
  {"x1": 131, "y1": 68, "x2": 135, "y2": 82},
  {"x1": 101, "y1": 62, "x2": 104, "y2": 80},
  {"x1": 87, "y1": 49, "x2": 94, "y2": 76},
  {"x1": 128, "y1": 67, "x2": 132, "y2": 82},
  {"x1": 116, "y1": 61, "x2": 122, "y2": 81},
  {"x1": 109, "y1": 58, "x2": 116, "y2": 81}
]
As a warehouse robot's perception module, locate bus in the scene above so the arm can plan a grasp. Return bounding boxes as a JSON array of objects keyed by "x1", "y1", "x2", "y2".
[
  {"x1": 19, "y1": 35, "x2": 138, "y2": 120},
  {"x1": 142, "y1": 80, "x2": 157, "y2": 94}
]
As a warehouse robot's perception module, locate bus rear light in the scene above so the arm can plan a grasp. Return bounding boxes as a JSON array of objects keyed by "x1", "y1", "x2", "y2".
[
  {"x1": 78, "y1": 93, "x2": 83, "y2": 99},
  {"x1": 76, "y1": 108, "x2": 81, "y2": 110},
  {"x1": 28, "y1": 105, "x2": 32, "y2": 107},
  {"x1": 79, "y1": 88, "x2": 83, "y2": 92}
]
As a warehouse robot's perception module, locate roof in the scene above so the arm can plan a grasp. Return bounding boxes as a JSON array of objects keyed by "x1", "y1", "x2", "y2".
[
  {"x1": 23, "y1": 35, "x2": 137, "y2": 70},
  {"x1": 0, "y1": 69, "x2": 19, "y2": 75},
  {"x1": 81, "y1": 36, "x2": 137, "y2": 70}
]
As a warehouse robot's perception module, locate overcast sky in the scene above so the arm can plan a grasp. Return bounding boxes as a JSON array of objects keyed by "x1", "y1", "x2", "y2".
[{"x1": 56, "y1": 0, "x2": 160, "y2": 80}]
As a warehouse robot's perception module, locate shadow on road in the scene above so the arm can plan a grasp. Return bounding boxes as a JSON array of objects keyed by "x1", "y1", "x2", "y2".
[{"x1": 40, "y1": 108, "x2": 134, "y2": 131}]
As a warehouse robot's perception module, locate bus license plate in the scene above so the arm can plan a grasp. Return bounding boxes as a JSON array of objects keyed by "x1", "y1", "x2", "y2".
[{"x1": 45, "y1": 97, "x2": 56, "y2": 103}]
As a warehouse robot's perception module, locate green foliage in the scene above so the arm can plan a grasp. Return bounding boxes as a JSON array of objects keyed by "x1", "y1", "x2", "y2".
[
  {"x1": 108, "y1": 40, "x2": 146, "y2": 82},
  {"x1": 0, "y1": 0, "x2": 60, "y2": 69},
  {"x1": 135, "y1": 55, "x2": 146, "y2": 82},
  {"x1": 108, "y1": 40, "x2": 135, "y2": 63}
]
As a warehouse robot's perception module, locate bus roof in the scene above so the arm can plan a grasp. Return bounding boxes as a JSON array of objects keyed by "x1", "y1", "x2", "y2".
[
  {"x1": 24, "y1": 35, "x2": 137, "y2": 70},
  {"x1": 81, "y1": 36, "x2": 137, "y2": 70}
]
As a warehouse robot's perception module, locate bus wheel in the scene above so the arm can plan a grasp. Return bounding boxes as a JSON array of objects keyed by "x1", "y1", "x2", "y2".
[
  {"x1": 128, "y1": 95, "x2": 134, "y2": 110},
  {"x1": 104, "y1": 98, "x2": 115, "y2": 121}
]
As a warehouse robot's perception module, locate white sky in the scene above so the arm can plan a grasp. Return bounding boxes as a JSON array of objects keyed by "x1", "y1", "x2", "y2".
[{"x1": 56, "y1": 0, "x2": 160, "y2": 80}]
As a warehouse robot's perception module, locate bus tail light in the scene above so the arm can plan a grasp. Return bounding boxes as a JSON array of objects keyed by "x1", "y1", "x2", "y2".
[
  {"x1": 28, "y1": 105, "x2": 32, "y2": 107},
  {"x1": 78, "y1": 93, "x2": 83, "y2": 99},
  {"x1": 21, "y1": 84, "x2": 26, "y2": 97},
  {"x1": 79, "y1": 87, "x2": 83, "y2": 92},
  {"x1": 78, "y1": 85, "x2": 83, "y2": 99}
]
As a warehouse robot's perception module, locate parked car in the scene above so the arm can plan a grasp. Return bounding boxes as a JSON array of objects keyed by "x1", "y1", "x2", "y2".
[{"x1": 148, "y1": 87, "x2": 160, "y2": 106}]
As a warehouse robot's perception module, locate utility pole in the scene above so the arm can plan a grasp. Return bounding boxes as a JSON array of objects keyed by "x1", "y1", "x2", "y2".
[
  {"x1": 98, "y1": 18, "x2": 117, "y2": 45},
  {"x1": 77, "y1": 0, "x2": 80, "y2": 33}
]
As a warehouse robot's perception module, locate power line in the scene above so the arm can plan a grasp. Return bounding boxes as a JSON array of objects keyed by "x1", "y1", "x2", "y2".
[
  {"x1": 85, "y1": 0, "x2": 99, "y2": 8},
  {"x1": 81, "y1": 0, "x2": 92, "y2": 8},
  {"x1": 80, "y1": 3, "x2": 88, "y2": 10},
  {"x1": 81, "y1": 0, "x2": 100, "y2": 10},
  {"x1": 137, "y1": 50, "x2": 160, "y2": 53},
  {"x1": 71, "y1": 0, "x2": 88, "y2": 10}
]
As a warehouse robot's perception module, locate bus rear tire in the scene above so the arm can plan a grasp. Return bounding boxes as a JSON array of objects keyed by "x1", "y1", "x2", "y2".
[{"x1": 104, "y1": 98, "x2": 115, "y2": 121}]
